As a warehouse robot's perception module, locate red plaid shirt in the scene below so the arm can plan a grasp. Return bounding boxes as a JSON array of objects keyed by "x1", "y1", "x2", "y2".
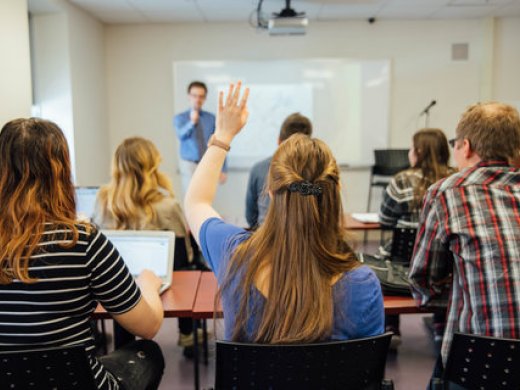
[{"x1": 409, "y1": 160, "x2": 520, "y2": 363}]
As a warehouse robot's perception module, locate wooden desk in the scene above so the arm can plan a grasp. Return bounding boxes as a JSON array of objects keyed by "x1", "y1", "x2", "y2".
[
  {"x1": 192, "y1": 271, "x2": 221, "y2": 319},
  {"x1": 192, "y1": 272, "x2": 428, "y2": 319},
  {"x1": 344, "y1": 214, "x2": 381, "y2": 230},
  {"x1": 93, "y1": 271, "x2": 202, "y2": 319}
]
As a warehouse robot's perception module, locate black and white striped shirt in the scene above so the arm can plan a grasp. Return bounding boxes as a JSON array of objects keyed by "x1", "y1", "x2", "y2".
[{"x1": 0, "y1": 224, "x2": 142, "y2": 390}]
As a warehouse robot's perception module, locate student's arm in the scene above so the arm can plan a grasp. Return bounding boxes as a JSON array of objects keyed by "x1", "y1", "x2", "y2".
[
  {"x1": 184, "y1": 82, "x2": 249, "y2": 245},
  {"x1": 408, "y1": 189, "x2": 451, "y2": 306},
  {"x1": 174, "y1": 113, "x2": 196, "y2": 140},
  {"x1": 112, "y1": 270, "x2": 164, "y2": 339},
  {"x1": 379, "y1": 175, "x2": 407, "y2": 227},
  {"x1": 87, "y1": 229, "x2": 163, "y2": 339}
]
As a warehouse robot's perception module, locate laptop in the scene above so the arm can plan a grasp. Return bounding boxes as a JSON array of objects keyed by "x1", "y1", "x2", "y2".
[
  {"x1": 102, "y1": 230, "x2": 175, "y2": 294},
  {"x1": 75, "y1": 186, "x2": 100, "y2": 220}
]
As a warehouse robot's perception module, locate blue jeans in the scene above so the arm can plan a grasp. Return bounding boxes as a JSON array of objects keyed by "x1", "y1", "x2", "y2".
[{"x1": 99, "y1": 340, "x2": 164, "y2": 390}]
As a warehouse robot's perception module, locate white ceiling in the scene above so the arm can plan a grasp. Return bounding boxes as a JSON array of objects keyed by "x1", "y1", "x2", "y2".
[{"x1": 38, "y1": 0, "x2": 520, "y2": 23}]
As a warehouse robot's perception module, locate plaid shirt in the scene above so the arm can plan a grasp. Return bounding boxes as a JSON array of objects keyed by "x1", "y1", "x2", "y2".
[
  {"x1": 379, "y1": 169, "x2": 426, "y2": 228},
  {"x1": 409, "y1": 160, "x2": 520, "y2": 363}
]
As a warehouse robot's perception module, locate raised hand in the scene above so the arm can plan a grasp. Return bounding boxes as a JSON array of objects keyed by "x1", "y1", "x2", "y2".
[{"x1": 215, "y1": 81, "x2": 250, "y2": 144}]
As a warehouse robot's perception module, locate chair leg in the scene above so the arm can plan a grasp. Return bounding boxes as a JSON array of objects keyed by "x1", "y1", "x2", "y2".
[
  {"x1": 202, "y1": 319, "x2": 209, "y2": 365},
  {"x1": 193, "y1": 319, "x2": 200, "y2": 390}
]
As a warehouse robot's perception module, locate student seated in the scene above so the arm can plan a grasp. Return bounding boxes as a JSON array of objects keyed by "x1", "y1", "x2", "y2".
[
  {"x1": 0, "y1": 119, "x2": 164, "y2": 390},
  {"x1": 93, "y1": 137, "x2": 196, "y2": 357},
  {"x1": 185, "y1": 82, "x2": 384, "y2": 343},
  {"x1": 245, "y1": 112, "x2": 313, "y2": 229},
  {"x1": 409, "y1": 102, "x2": 520, "y2": 385},
  {"x1": 378, "y1": 128, "x2": 455, "y2": 347}
]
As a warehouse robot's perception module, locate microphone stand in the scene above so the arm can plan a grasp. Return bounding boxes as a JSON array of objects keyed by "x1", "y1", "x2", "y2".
[{"x1": 420, "y1": 100, "x2": 436, "y2": 128}]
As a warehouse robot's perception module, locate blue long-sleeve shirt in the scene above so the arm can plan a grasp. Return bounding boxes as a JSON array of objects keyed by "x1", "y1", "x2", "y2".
[{"x1": 173, "y1": 109, "x2": 227, "y2": 172}]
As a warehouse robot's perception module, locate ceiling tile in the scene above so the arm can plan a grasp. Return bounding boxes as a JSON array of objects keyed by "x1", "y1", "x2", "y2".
[
  {"x1": 317, "y1": 4, "x2": 382, "y2": 19},
  {"x1": 431, "y1": 4, "x2": 499, "y2": 18}
]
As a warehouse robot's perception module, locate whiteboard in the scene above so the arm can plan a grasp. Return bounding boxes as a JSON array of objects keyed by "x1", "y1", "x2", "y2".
[{"x1": 173, "y1": 59, "x2": 390, "y2": 167}]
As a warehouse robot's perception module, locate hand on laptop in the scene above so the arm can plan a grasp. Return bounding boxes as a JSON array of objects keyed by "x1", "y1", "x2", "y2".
[{"x1": 136, "y1": 269, "x2": 162, "y2": 293}]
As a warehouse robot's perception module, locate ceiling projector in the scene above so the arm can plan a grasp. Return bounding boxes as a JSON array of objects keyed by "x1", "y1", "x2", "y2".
[{"x1": 268, "y1": 0, "x2": 308, "y2": 36}]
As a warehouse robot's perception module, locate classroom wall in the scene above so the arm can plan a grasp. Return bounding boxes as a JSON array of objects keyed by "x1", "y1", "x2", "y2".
[
  {"x1": 494, "y1": 18, "x2": 520, "y2": 104},
  {"x1": 31, "y1": 0, "x2": 109, "y2": 185},
  {"x1": 0, "y1": 0, "x2": 32, "y2": 125},
  {"x1": 105, "y1": 18, "x2": 514, "y2": 219}
]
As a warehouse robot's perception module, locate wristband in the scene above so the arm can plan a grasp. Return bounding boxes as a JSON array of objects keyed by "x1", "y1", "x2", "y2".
[{"x1": 207, "y1": 134, "x2": 231, "y2": 152}]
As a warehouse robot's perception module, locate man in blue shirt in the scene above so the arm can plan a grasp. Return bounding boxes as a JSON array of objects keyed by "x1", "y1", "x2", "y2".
[
  {"x1": 245, "y1": 113, "x2": 313, "y2": 228},
  {"x1": 174, "y1": 81, "x2": 227, "y2": 194}
]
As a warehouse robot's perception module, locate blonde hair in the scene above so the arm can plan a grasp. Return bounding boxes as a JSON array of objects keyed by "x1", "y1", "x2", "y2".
[
  {"x1": 0, "y1": 118, "x2": 81, "y2": 284},
  {"x1": 220, "y1": 134, "x2": 359, "y2": 343},
  {"x1": 97, "y1": 137, "x2": 174, "y2": 229}
]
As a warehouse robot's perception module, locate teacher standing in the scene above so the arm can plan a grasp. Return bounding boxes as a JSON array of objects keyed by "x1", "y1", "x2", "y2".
[{"x1": 174, "y1": 81, "x2": 227, "y2": 195}]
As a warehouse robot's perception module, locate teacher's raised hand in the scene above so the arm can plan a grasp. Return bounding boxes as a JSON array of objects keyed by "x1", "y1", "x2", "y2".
[{"x1": 215, "y1": 81, "x2": 250, "y2": 144}]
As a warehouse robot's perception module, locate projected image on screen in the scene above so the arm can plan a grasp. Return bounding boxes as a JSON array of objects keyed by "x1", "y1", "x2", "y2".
[{"x1": 174, "y1": 59, "x2": 390, "y2": 167}]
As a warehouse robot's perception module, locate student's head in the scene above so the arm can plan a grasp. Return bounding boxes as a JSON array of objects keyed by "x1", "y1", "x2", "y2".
[
  {"x1": 187, "y1": 81, "x2": 208, "y2": 111},
  {"x1": 410, "y1": 128, "x2": 450, "y2": 169},
  {"x1": 453, "y1": 102, "x2": 520, "y2": 169},
  {"x1": 99, "y1": 137, "x2": 173, "y2": 229},
  {"x1": 278, "y1": 113, "x2": 313, "y2": 144},
  {"x1": 409, "y1": 128, "x2": 452, "y2": 207},
  {"x1": 222, "y1": 134, "x2": 358, "y2": 343},
  {"x1": 0, "y1": 118, "x2": 79, "y2": 283}
]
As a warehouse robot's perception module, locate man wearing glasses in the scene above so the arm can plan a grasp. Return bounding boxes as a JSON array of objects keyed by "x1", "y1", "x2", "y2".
[
  {"x1": 174, "y1": 81, "x2": 227, "y2": 195},
  {"x1": 409, "y1": 102, "x2": 520, "y2": 387}
]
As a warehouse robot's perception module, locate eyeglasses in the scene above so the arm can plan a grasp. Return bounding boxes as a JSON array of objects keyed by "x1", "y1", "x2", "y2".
[{"x1": 448, "y1": 138, "x2": 457, "y2": 148}]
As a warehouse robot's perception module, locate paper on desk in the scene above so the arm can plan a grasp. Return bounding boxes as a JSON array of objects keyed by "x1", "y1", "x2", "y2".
[{"x1": 351, "y1": 213, "x2": 380, "y2": 223}]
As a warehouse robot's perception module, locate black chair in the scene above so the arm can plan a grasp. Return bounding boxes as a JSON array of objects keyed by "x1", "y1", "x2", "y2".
[
  {"x1": 367, "y1": 149, "x2": 410, "y2": 212},
  {"x1": 0, "y1": 345, "x2": 96, "y2": 389},
  {"x1": 441, "y1": 332, "x2": 520, "y2": 390},
  {"x1": 390, "y1": 227, "x2": 417, "y2": 265},
  {"x1": 214, "y1": 332, "x2": 394, "y2": 390}
]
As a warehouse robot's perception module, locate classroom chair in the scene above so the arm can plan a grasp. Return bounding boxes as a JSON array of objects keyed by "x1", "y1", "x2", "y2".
[
  {"x1": 438, "y1": 332, "x2": 520, "y2": 390},
  {"x1": 366, "y1": 149, "x2": 410, "y2": 212},
  {"x1": 213, "y1": 332, "x2": 394, "y2": 390},
  {"x1": 390, "y1": 227, "x2": 417, "y2": 265},
  {"x1": 0, "y1": 344, "x2": 96, "y2": 389}
]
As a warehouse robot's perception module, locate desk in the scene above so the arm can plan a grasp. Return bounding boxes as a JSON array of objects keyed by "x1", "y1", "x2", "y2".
[
  {"x1": 93, "y1": 271, "x2": 201, "y2": 319},
  {"x1": 344, "y1": 213, "x2": 381, "y2": 230},
  {"x1": 193, "y1": 272, "x2": 429, "y2": 318}
]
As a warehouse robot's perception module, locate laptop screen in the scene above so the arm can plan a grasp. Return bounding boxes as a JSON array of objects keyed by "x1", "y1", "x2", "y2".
[
  {"x1": 75, "y1": 187, "x2": 99, "y2": 219},
  {"x1": 104, "y1": 233, "x2": 172, "y2": 279}
]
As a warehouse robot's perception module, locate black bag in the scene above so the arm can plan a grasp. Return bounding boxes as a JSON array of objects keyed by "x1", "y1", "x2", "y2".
[{"x1": 360, "y1": 253, "x2": 412, "y2": 296}]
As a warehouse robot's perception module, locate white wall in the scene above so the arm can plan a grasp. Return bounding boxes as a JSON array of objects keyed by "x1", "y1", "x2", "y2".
[
  {"x1": 494, "y1": 18, "x2": 520, "y2": 103},
  {"x1": 0, "y1": 0, "x2": 32, "y2": 125},
  {"x1": 31, "y1": 12, "x2": 76, "y2": 174},
  {"x1": 67, "y1": 3, "x2": 109, "y2": 186},
  {"x1": 30, "y1": 0, "x2": 109, "y2": 185},
  {"x1": 105, "y1": 19, "x2": 503, "y2": 219}
]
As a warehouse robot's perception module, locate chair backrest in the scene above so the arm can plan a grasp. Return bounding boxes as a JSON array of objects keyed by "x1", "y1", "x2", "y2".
[
  {"x1": 444, "y1": 332, "x2": 520, "y2": 390},
  {"x1": 372, "y1": 149, "x2": 410, "y2": 177},
  {"x1": 215, "y1": 332, "x2": 392, "y2": 390},
  {"x1": 0, "y1": 345, "x2": 96, "y2": 389},
  {"x1": 390, "y1": 227, "x2": 417, "y2": 265}
]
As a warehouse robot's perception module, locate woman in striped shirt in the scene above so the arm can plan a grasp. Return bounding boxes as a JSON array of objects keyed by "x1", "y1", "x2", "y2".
[{"x1": 0, "y1": 118, "x2": 165, "y2": 390}]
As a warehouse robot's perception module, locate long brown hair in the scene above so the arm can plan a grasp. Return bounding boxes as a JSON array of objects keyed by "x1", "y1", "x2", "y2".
[
  {"x1": 0, "y1": 118, "x2": 80, "y2": 284},
  {"x1": 97, "y1": 137, "x2": 174, "y2": 229},
  {"x1": 221, "y1": 134, "x2": 360, "y2": 343},
  {"x1": 411, "y1": 128, "x2": 452, "y2": 207}
]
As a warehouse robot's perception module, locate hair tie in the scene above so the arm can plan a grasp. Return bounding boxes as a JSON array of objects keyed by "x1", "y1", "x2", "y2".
[{"x1": 288, "y1": 181, "x2": 322, "y2": 196}]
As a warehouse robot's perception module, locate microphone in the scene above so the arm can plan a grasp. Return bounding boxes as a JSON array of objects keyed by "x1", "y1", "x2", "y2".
[{"x1": 420, "y1": 100, "x2": 437, "y2": 115}]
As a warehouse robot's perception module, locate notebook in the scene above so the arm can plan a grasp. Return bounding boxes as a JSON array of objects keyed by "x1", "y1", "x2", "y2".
[
  {"x1": 351, "y1": 212, "x2": 380, "y2": 224},
  {"x1": 75, "y1": 186, "x2": 100, "y2": 220},
  {"x1": 102, "y1": 230, "x2": 175, "y2": 294}
]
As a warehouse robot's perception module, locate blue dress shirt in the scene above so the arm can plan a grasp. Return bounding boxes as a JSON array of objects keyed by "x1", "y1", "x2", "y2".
[{"x1": 174, "y1": 109, "x2": 227, "y2": 171}]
